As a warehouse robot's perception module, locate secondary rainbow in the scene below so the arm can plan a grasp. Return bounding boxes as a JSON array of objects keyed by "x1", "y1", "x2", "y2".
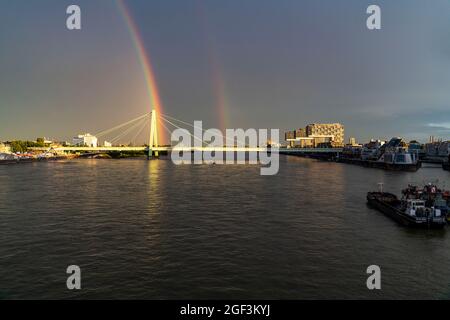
[{"x1": 195, "y1": 1, "x2": 230, "y2": 132}]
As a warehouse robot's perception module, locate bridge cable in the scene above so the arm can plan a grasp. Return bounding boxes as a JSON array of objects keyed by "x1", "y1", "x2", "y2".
[
  {"x1": 160, "y1": 113, "x2": 246, "y2": 146},
  {"x1": 159, "y1": 116, "x2": 205, "y2": 145},
  {"x1": 110, "y1": 117, "x2": 147, "y2": 144},
  {"x1": 158, "y1": 118, "x2": 174, "y2": 142},
  {"x1": 130, "y1": 118, "x2": 148, "y2": 145},
  {"x1": 95, "y1": 113, "x2": 149, "y2": 138},
  {"x1": 110, "y1": 117, "x2": 148, "y2": 144}
]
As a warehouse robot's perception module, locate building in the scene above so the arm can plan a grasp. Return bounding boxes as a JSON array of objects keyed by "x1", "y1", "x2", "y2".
[
  {"x1": 425, "y1": 142, "x2": 439, "y2": 157},
  {"x1": 285, "y1": 128, "x2": 314, "y2": 148},
  {"x1": 73, "y1": 133, "x2": 98, "y2": 147},
  {"x1": 285, "y1": 130, "x2": 313, "y2": 148},
  {"x1": 306, "y1": 123, "x2": 344, "y2": 147},
  {"x1": 348, "y1": 137, "x2": 358, "y2": 146},
  {"x1": 295, "y1": 128, "x2": 307, "y2": 138},
  {"x1": 341, "y1": 137, "x2": 362, "y2": 158},
  {"x1": 425, "y1": 141, "x2": 450, "y2": 157},
  {"x1": 104, "y1": 141, "x2": 112, "y2": 147},
  {"x1": 285, "y1": 130, "x2": 295, "y2": 141},
  {"x1": 0, "y1": 142, "x2": 11, "y2": 153},
  {"x1": 429, "y1": 136, "x2": 442, "y2": 144},
  {"x1": 438, "y1": 141, "x2": 450, "y2": 157},
  {"x1": 285, "y1": 123, "x2": 345, "y2": 148}
]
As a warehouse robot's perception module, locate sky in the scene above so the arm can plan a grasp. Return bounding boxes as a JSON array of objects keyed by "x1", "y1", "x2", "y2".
[{"x1": 1, "y1": 0, "x2": 450, "y2": 144}]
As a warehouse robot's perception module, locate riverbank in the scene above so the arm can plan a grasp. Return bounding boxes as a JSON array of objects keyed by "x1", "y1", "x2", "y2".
[{"x1": 0, "y1": 155, "x2": 75, "y2": 165}]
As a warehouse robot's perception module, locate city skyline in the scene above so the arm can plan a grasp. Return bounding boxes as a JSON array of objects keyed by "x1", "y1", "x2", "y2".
[{"x1": 1, "y1": 0, "x2": 450, "y2": 144}]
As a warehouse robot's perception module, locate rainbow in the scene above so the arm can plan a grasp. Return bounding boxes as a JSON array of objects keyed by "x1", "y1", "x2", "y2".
[
  {"x1": 116, "y1": 0, "x2": 165, "y2": 143},
  {"x1": 209, "y1": 55, "x2": 229, "y2": 132},
  {"x1": 195, "y1": 1, "x2": 230, "y2": 132}
]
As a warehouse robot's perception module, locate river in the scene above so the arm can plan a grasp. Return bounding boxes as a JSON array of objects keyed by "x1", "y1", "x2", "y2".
[{"x1": 0, "y1": 156, "x2": 449, "y2": 299}]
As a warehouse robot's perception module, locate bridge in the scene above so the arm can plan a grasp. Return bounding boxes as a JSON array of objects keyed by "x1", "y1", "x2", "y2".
[
  {"x1": 31, "y1": 146, "x2": 343, "y2": 153},
  {"x1": 29, "y1": 109, "x2": 342, "y2": 158}
]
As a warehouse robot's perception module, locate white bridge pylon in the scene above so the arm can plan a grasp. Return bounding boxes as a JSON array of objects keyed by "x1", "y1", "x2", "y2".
[{"x1": 148, "y1": 109, "x2": 159, "y2": 158}]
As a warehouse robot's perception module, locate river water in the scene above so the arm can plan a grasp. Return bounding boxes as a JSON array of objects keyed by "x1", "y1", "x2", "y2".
[{"x1": 0, "y1": 156, "x2": 449, "y2": 299}]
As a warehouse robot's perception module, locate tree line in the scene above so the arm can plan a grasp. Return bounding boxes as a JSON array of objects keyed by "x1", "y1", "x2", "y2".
[{"x1": 9, "y1": 138, "x2": 46, "y2": 153}]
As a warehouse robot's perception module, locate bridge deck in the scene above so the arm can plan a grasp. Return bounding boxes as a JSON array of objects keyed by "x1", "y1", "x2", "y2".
[{"x1": 29, "y1": 146, "x2": 342, "y2": 153}]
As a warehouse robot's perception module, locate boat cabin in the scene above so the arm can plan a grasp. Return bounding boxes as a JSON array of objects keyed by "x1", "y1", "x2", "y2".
[{"x1": 405, "y1": 199, "x2": 426, "y2": 217}]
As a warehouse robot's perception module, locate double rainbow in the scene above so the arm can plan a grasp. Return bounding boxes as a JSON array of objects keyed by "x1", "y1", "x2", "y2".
[{"x1": 116, "y1": 1, "x2": 231, "y2": 142}]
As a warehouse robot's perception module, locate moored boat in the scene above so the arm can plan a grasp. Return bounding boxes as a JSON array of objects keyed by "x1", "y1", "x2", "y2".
[
  {"x1": 367, "y1": 184, "x2": 448, "y2": 228},
  {"x1": 339, "y1": 137, "x2": 421, "y2": 171},
  {"x1": 0, "y1": 153, "x2": 19, "y2": 164}
]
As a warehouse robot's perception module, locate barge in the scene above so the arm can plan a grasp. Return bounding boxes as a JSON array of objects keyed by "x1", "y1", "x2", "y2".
[{"x1": 367, "y1": 184, "x2": 448, "y2": 228}]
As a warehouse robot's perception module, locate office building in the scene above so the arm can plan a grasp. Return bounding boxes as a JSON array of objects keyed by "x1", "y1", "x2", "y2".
[
  {"x1": 73, "y1": 133, "x2": 98, "y2": 147},
  {"x1": 285, "y1": 123, "x2": 345, "y2": 148}
]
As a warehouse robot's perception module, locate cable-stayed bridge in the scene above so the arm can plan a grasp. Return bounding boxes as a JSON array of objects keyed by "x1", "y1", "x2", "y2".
[{"x1": 30, "y1": 110, "x2": 343, "y2": 157}]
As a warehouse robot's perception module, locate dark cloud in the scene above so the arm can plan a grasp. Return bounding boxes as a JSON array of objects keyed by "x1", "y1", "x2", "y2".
[{"x1": 1, "y1": 0, "x2": 450, "y2": 144}]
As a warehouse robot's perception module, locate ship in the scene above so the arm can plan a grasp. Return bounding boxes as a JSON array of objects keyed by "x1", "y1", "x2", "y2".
[
  {"x1": 0, "y1": 153, "x2": 19, "y2": 165},
  {"x1": 339, "y1": 137, "x2": 421, "y2": 171},
  {"x1": 367, "y1": 183, "x2": 448, "y2": 228}
]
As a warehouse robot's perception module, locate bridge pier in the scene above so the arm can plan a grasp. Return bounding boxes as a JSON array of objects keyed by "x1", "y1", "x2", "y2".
[{"x1": 147, "y1": 148, "x2": 159, "y2": 160}]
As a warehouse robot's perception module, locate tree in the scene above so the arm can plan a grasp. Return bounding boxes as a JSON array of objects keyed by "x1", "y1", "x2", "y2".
[
  {"x1": 36, "y1": 138, "x2": 45, "y2": 147},
  {"x1": 9, "y1": 140, "x2": 42, "y2": 153},
  {"x1": 10, "y1": 141, "x2": 26, "y2": 153}
]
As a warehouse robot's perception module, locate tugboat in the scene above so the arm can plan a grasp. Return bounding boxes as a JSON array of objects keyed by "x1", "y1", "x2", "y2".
[{"x1": 367, "y1": 183, "x2": 448, "y2": 228}]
